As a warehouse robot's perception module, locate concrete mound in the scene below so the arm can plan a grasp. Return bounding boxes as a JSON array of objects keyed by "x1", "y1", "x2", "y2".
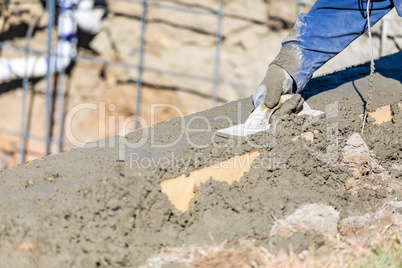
[{"x1": 0, "y1": 53, "x2": 401, "y2": 267}]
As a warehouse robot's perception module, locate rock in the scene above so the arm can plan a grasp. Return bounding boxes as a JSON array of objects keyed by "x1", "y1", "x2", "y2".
[
  {"x1": 107, "y1": 16, "x2": 140, "y2": 64},
  {"x1": 8, "y1": 0, "x2": 44, "y2": 27},
  {"x1": 267, "y1": 0, "x2": 298, "y2": 28},
  {"x1": 108, "y1": 0, "x2": 142, "y2": 17},
  {"x1": 89, "y1": 30, "x2": 115, "y2": 59},
  {"x1": 342, "y1": 133, "x2": 386, "y2": 179},
  {"x1": 147, "y1": 7, "x2": 217, "y2": 36},
  {"x1": 269, "y1": 203, "x2": 339, "y2": 239},
  {"x1": 345, "y1": 177, "x2": 357, "y2": 190},
  {"x1": 106, "y1": 198, "x2": 121, "y2": 211},
  {"x1": 389, "y1": 164, "x2": 402, "y2": 179},
  {"x1": 70, "y1": 61, "x2": 103, "y2": 94},
  {"x1": 340, "y1": 204, "x2": 402, "y2": 237}
]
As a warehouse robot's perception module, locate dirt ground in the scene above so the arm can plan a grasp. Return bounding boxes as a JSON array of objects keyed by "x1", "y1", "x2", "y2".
[{"x1": 0, "y1": 53, "x2": 401, "y2": 267}]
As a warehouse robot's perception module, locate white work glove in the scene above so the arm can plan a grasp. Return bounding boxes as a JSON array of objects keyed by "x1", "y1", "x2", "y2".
[{"x1": 253, "y1": 64, "x2": 304, "y2": 117}]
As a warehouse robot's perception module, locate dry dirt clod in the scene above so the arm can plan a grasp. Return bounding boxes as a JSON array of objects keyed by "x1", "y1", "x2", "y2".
[
  {"x1": 339, "y1": 203, "x2": 402, "y2": 238},
  {"x1": 345, "y1": 177, "x2": 357, "y2": 190},
  {"x1": 269, "y1": 204, "x2": 339, "y2": 239},
  {"x1": 341, "y1": 133, "x2": 388, "y2": 179}
]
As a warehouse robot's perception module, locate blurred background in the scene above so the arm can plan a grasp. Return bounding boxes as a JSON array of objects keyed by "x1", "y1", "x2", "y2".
[{"x1": 0, "y1": 0, "x2": 400, "y2": 169}]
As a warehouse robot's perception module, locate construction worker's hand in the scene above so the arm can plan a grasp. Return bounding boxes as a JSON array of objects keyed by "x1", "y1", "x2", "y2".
[
  {"x1": 253, "y1": 65, "x2": 295, "y2": 108},
  {"x1": 264, "y1": 65, "x2": 295, "y2": 108},
  {"x1": 271, "y1": 94, "x2": 304, "y2": 122},
  {"x1": 252, "y1": 65, "x2": 304, "y2": 120}
]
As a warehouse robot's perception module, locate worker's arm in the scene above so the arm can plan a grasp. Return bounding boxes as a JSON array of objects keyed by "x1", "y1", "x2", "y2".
[{"x1": 256, "y1": 0, "x2": 395, "y2": 109}]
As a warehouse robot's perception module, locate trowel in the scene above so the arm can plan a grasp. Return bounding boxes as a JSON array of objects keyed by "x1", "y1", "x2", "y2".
[{"x1": 217, "y1": 94, "x2": 324, "y2": 138}]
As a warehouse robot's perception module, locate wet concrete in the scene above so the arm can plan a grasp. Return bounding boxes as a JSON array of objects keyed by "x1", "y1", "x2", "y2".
[{"x1": 0, "y1": 53, "x2": 401, "y2": 267}]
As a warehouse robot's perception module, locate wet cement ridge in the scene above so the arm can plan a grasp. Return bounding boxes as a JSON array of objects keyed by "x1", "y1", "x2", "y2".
[{"x1": 0, "y1": 53, "x2": 401, "y2": 267}]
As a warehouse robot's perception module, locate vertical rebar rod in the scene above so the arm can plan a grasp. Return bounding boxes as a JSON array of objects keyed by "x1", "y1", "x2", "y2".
[
  {"x1": 56, "y1": 56, "x2": 66, "y2": 153},
  {"x1": 45, "y1": 0, "x2": 55, "y2": 155},
  {"x1": 134, "y1": 0, "x2": 148, "y2": 129},
  {"x1": 211, "y1": 0, "x2": 224, "y2": 107},
  {"x1": 19, "y1": 14, "x2": 42, "y2": 164},
  {"x1": 55, "y1": 1, "x2": 71, "y2": 153}
]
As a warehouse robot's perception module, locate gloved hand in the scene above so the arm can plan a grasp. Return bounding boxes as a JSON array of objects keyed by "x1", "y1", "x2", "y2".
[
  {"x1": 270, "y1": 93, "x2": 304, "y2": 122},
  {"x1": 252, "y1": 64, "x2": 304, "y2": 118}
]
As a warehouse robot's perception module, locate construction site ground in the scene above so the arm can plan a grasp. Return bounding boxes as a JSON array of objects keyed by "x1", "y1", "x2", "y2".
[{"x1": 0, "y1": 52, "x2": 401, "y2": 267}]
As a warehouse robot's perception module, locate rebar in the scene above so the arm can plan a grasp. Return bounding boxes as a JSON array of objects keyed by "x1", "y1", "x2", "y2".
[
  {"x1": 56, "y1": 53, "x2": 66, "y2": 153},
  {"x1": 19, "y1": 13, "x2": 43, "y2": 164},
  {"x1": 133, "y1": 0, "x2": 148, "y2": 129},
  {"x1": 45, "y1": 0, "x2": 55, "y2": 155},
  {"x1": 361, "y1": 0, "x2": 375, "y2": 135},
  {"x1": 0, "y1": 41, "x2": 255, "y2": 89}
]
